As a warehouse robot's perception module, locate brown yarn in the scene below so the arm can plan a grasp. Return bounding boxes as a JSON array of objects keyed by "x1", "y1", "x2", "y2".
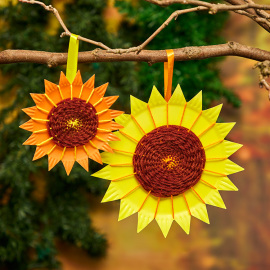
[
  {"x1": 133, "y1": 125, "x2": 206, "y2": 197},
  {"x1": 47, "y1": 98, "x2": 98, "y2": 148}
]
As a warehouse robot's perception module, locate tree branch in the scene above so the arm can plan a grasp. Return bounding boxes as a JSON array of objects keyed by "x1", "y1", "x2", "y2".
[{"x1": 1, "y1": 42, "x2": 270, "y2": 66}]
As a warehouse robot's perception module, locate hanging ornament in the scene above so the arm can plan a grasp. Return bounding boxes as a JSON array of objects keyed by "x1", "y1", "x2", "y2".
[
  {"x1": 20, "y1": 34, "x2": 123, "y2": 175},
  {"x1": 92, "y1": 50, "x2": 244, "y2": 237}
]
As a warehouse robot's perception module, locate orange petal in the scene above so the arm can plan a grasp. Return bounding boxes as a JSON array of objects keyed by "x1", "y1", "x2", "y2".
[
  {"x1": 97, "y1": 110, "x2": 111, "y2": 122},
  {"x1": 20, "y1": 120, "x2": 34, "y2": 132},
  {"x1": 32, "y1": 146, "x2": 46, "y2": 161},
  {"x1": 111, "y1": 121, "x2": 124, "y2": 131},
  {"x1": 30, "y1": 93, "x2": 52, "y2": 111},
  {"x1": 77, "y1": 158, "x2": 89, "y2": 172},
  {"x1": 89, "y1": 149, "x2": 103, "y2": 164},
  {"x1": 95, "y1": 99, "x2": 109, "y2": 113},
  {"x1": 44, "y1": 80, "x2": 57, "y2": 95},
  {"x1": 62, "y1": 148, "x2": 76, "y2": 175},
  {"x1": 30, "y1": 93, "x2": 44, "y2": 105},
  {"x1": 44, "y1": 80, "x2": 62, "y2": 104},
  {"x1": 48, "y1": 146, "x2": 63, "y2": 171},
  {"x1": 103, "y1": 96, "x2": 119, "y2": 108},
  {"x1": 23, "y1": 134, "x2": 36, "y2": 145},
  {"x1": 100, "y1": 142, "x2": 113, "y2": 153},
  {"x1": 109, "y1": 109, "x2": 124, "y2": 118},
  {"x1": 83, "y1": 142, "x2": 102, "y2": 164},
  {"x1": 84, "y1": 74, "x2": 95, "y2": 89},
  {"x1": 72, "y1": 71, "x2": 83, "y2": 86},
  {"x1": 22, "y1": 106, "x2": 36, "y2": 117},
  {"x1": 76, "y1": 146, "x2": 89, "y2": 170},
  {"x1": 98, "y1": 121, "x2": 112, "y2": 131},
  {"x1": 48, "y1": 155, "x2": 60, "y2": 171},
  {"x1": 92, "y1": 133, "x2": 109, "y2": 148},
  {"x1": 59, "y1": 71, "x2": 70, "y2": 88},
  {"x1": 62, "y1": 160, "x2": 75, "y2": 175},
  {"x1": 95, "y1": 82, "x2": 108, "y2": 98},
  {"x1": 107, "y1": 132, "x2": 121, "y2": 141}
]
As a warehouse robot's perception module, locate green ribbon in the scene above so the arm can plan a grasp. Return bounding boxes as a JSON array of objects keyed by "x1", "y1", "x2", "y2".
[{"x1": 66, "y1": 34, "x2": 79, "y2": 83}]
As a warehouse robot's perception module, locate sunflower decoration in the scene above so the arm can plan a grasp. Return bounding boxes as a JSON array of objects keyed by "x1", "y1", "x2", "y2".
[
  {"x1": 92, "y1": 86, "x2": 243, "y2": 237},
  {"x1": 20, "y1": 71, "x2": 123, "y2": 175}
]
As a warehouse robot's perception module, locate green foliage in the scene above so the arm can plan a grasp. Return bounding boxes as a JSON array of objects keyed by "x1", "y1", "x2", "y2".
[{"x1": 0, "y1": 0, "x2": 239, "y2": 268}]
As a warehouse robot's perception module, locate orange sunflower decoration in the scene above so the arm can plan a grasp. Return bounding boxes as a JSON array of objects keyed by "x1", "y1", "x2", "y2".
[{"x1": 20, "y1": 71, "x2": 123, "y2": 175}]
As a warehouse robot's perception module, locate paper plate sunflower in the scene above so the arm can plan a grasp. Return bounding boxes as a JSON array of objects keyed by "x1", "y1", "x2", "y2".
[
  {"x1": 92, "y1": 85, "x2": 243, "y2": 237},
  {"x1": 20, "y1": 71, "x2": 123, "y2": 175}
]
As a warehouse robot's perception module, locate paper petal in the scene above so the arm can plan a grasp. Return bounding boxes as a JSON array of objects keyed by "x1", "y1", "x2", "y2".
[
  {"x1": 95, "y1": 83, "x2": 108, "y2": 98},
  {"x1": 148, "y1": 86, "x2": 167, "y2": 127},
  {"x1": 185, "y1": 190, "x2": 209, "y2": 224},
  {"x1": 22, "y1": 106, "x2": 36, "y2": 118},
  {"x1": 155, "y1": 198, "x2": 174, "y2": 238},
  {"x1": 173, "y1": 195, "x2": 191, "y2": 234},
  {"x1": 217, "y1": 177, "x2": 238, "y2": 191},
  {"x1": 104, "y1": 96, "x2": 118, "y2": 108}
]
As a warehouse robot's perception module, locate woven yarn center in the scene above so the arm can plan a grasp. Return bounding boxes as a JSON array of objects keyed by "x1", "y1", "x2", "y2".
[
  {"x1": 47, "y1": 98, "x2": 98, "y2": 148},
  {"x1": 133, "y1": 125, "x2": 206, "y2": 197}
]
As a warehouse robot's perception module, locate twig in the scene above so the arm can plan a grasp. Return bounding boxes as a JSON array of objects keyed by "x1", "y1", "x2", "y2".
[
  {"x1": 254, "y1": 61, "x2": 270, "y2": 99},
  {"x1": 1, "y1": 42, "x2": 270, "y2": 66},
  {"x1": 19, "y1": 0, "x2": 111, "y2": 50}
]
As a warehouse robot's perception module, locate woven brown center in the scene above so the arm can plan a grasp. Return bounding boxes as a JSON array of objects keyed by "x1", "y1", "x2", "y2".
[
  {"x1": 133, "y1": 125, "x2": 206, "y2": 197},
  {"x1": 47, "y1": 98, "x2": 98, "y2": 148}
]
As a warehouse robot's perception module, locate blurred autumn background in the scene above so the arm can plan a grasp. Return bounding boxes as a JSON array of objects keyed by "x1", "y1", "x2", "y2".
[{"x1": 0, "y1": 0, "x2": 270, "y2": 269}]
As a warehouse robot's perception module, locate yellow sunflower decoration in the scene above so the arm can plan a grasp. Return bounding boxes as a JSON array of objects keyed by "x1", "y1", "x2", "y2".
[
  {"x1": 20, "y1": 34, "x2": 123, "y2": 175},
  {"x1": 92, "y1": 50, "x2": 244, "y2": 237}
]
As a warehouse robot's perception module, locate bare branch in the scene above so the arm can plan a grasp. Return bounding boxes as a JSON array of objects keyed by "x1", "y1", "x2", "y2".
[
  {"x1": 254, "y1": 60, "x2": 270, "y2": 99},
  {"x1": 19, "y1": 0, "x2": 111, "y2": 50},
  {"x1": 1, "y1": 42, "x2": 270, "y2": 67}
]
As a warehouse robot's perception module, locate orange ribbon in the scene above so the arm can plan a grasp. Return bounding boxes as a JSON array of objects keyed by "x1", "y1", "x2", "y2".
[{"x1": 164, "y1": 49, "x2": 174, "y2": 102}]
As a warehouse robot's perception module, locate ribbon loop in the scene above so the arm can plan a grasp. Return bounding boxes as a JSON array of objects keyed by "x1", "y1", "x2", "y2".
[
  {"x1": 164, "y1": 49, "x2": 174, "y2": 102},
  {"x1": 66, "y1": 34, "x2": 79, "y2": 83}
]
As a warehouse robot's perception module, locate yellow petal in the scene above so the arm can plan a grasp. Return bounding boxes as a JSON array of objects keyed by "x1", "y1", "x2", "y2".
[
  {"x1": 155, "y1": 198, "x2": 174, "y2": 238},
  {"x1": 108, "y1": 131, "x2": 137, "y2": 153},
  {"x1": 192, "y1": 104, "x2": 222, "y2": 136},
  {"x1": 192, "y1": 182, "x2": 226, "y2": 209},
  {"x1": 168, "y1": 84, "x2": 186, "y2": 106},
  {"x1": 168, "y1": 84, "x2": 186, "y2": 125},
  {"x1": 119, "y1": 198, "x2": 138, "y2": 221},
  {"x1": 215, "y1": 123, "x2": 236, "y2": 138},
  {"x1": 118, "y1": 188, "x2": 147, "y2": 221},
  {"x1": 200, "y1": 123, "x2": 235, "y2": 147},
  {"x1": 187, "y1": 91, "x2": 202, "y2": 112},
  {"x1": 204, "y1": 159, "x2": 244, "y2": 176},
  {"x1": 217, "y1": 177, "x2": 238, "y2": 191},
  {"x1": 181, "y1": 91, "x2": 202, "y2": 130},
  {"x1": 115, "y1": 114, "x2": 144, "y2": 141},
  {"x1": 148, "y1": 86, "x2": 167, "y2": 127},
  {"x1": 137, "y1": 195, "x2": 157, "y2": 233},
  {"x1": 130, "y1": 95, "x2": 155, "y2": 133},
  {"x1": 204, "y1": 189, "x2": 226, "y2": 209},
  {"x1": 202, "y1": 104, "x2": 222, "y2": 123},
  {"x1": 205, "y1": 140, "x2": 242, "y2": 159},
  {"x1": 100, "y1": 151, "x2": 133, "y2": 165},
  {"x1": 102, "y1": 182, "x2": 121, "y2": 202},
  {"x1": 173, "y1": 195, "x2": 191, "y2": 234},
  {"x1": 185, "y1": 190, "x2": 209, "y2": 224},
  {"x1": 130, "y1": 95, "x2": 147, "y2": 116}
]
